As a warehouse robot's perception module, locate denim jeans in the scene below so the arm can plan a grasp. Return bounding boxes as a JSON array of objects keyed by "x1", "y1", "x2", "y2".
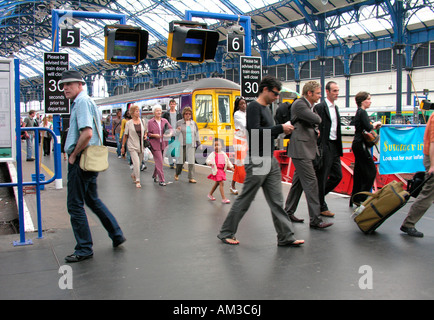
[
  {"x1": 25, "y1": 134, "x2": 33, "y2": 159},
  {"x1": 67, "y1": 156, "x2": 124, "y2": 256},
  {"x1": 115, "y1": 132, "x2": 121, "y2": 156}
]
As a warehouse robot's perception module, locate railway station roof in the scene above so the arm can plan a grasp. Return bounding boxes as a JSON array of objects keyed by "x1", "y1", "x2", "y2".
[{"x1": 1, "y1": 0, "x2": 433, "y2": 89}]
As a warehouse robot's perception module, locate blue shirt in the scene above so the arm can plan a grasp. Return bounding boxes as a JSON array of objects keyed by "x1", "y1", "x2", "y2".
[{"x1": 64, "y1": 90, "x2": 103, "y2": 154}]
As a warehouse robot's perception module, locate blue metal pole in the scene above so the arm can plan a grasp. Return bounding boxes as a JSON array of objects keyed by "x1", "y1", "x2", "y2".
[
  {"x1": 184, "y1": 11, "x2": 252, "y2": 57},
  {"x1": 12, "y1": 59, "x2": 32, "y2": 246},
  {"x1": 33, "y1": 129, "x2": 43, "y2": 239}
]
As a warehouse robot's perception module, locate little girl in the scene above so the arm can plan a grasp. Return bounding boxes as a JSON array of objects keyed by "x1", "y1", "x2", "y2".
[{"x1": 206, "y1": 139, "x2": 234, "y2": 204}]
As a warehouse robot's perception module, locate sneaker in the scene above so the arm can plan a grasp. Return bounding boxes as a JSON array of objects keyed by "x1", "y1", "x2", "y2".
[
  {"x1": 130, "y1": 164, "x2": 134, "y2": 170},
  {"x1": 140, "y1": 163, "x2": 147, "y2": 171}
]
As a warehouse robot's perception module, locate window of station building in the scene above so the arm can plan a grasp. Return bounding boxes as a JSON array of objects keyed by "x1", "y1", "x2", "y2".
[
  {"x1": 363, "y1": 51, "x2": 377, "y2": 73},
  {"x1": 413, "y1": 42, "x2": 429, "y2": 67},
  {"x1": 378, "y1": 49, "x2": 392, "y2": 71},
  {"x1": 300, "y1": 58, "x2": 344, "y2": 79},
  {"x1": 351, "y1": 49, "x2": 395, "y2": 74},
  {"x1": 431, "y1": 42, "x2": 434, "y2": 66},
  {"x1": 268, "y1": 64, "x2": 295, "y2": 82}
]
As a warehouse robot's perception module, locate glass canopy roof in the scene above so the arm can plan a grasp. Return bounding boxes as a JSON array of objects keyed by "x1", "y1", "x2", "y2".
[{"x1": 1, "y1": 0, "x2": 433, "y2": 81}]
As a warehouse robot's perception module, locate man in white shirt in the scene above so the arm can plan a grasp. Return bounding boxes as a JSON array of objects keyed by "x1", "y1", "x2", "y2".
[{"x1": 314, "y1": 81, "x2": 343, "y2": 217}]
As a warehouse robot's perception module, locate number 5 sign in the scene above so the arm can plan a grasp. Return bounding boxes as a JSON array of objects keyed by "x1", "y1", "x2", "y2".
[
  {"x1": 240, "y1": 56, "x2": 262, "y2": 102},
  {"x1": 44, "y1": 52, "x2": 70, "y2": 114},
  {"x1": 61, "y1": 28, "x2": 80, "y2": 48}
]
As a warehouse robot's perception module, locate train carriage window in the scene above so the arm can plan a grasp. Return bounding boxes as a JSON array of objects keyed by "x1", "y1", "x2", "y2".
[
  {"x1": 195, "y1": 94, "x2": 213, "y2": 123},
  {"x1": 218, "y1": 95, "x2": 230, "y2": 123}
]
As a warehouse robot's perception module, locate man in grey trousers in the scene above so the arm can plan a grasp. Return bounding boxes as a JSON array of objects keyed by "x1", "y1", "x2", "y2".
[
  {"x1": 285, "y1": 81, "x2": 333, "y2": 229},
  {"x1": 217, "y1": 76, "x2": 304, "y2": 247}
]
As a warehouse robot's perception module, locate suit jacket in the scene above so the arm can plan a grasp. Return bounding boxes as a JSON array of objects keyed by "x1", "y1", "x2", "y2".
[
  {"x1": 287, "y1": 97, "x2": 322, "y2": 160},
  {"x1": 314, "y1": 100, "x2": 343, "y2": 156},
  {"x1": 147, "y1": 117, "x2": 172, "y2": 151}
]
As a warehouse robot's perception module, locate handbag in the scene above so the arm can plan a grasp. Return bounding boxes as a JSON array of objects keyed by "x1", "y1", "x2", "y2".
[
  {"x1": 362, "y1": 129, "x2": 379, "y2": 147},
  {"x1": 79, "y1": 116, "x2": 109, "y2": 172}
]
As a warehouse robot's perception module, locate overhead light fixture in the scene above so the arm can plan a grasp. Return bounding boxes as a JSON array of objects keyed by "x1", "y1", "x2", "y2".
[
  {"x1": 321, "y1": 0, "x2": 329, "y2": 5},
  {"x1": 345, "y1": 37, "x2": 354, "y2": 49}
]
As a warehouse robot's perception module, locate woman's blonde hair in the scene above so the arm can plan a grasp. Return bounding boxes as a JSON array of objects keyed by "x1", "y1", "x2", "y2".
[{"x1": 129, "y1": 104, "x2": 140, "y2": 115}]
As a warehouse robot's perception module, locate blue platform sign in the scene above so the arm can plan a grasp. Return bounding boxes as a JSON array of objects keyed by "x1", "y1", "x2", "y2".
[{"x1": 379, "y1": 126, "x2": 426, "y2": 174}]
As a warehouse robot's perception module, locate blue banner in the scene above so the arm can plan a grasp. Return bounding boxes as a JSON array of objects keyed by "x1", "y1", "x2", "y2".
[{"x1": 379, "y1": 126, "x2": 426, "y2": 174}]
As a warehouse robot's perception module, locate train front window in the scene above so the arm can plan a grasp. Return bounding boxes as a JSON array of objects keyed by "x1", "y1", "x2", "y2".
[
  {"x1": 218, "y1": 95, "x2": 230, "y2": 123},
  {"x1": 195, "y1": 94, "x2": 213, "y2": 123}
]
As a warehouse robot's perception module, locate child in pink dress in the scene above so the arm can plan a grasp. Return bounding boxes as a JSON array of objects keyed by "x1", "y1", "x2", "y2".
[{"x1": 206, "y1": 139, "x2": 234, "y2": 204}]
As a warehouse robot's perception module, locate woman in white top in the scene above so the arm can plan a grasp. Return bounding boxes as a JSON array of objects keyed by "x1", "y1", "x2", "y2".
[
  {"x1": 40, "y1": 116, "x2": 53, "y2": 156},
  {"x1": 230, "y1": 97, "x2": 248, "y2": 195},
  {"x1": 121, "y1": 104, "x2": 147, "y2": 188}
]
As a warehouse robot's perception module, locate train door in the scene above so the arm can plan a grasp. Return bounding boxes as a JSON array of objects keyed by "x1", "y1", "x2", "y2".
[
  {"x1": 193, "y1": 90, "x2": 216, "y2": 147},
  {"x1": 216, "y1": 92, "x2": 234, "y2": 151}
]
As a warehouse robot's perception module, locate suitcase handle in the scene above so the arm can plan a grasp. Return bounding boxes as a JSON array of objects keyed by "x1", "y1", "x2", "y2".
[{"x1": 409, "y1": 173, "x2": 433, "y2": 198}]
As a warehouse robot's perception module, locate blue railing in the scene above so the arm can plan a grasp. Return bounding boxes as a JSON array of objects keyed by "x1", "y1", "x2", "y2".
[{"x1": 0, "y1": 126, "x2": 59, "y2": 245}]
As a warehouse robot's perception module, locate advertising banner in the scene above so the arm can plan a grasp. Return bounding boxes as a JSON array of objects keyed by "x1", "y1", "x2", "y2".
[{"x1": 379, "y1": 126, "x2": 426, "y2": 174}]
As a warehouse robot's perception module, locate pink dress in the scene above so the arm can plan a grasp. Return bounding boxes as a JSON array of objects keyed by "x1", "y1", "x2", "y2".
[{"x1": 208, "y1": 153, "x2": 227, "y2": 182}]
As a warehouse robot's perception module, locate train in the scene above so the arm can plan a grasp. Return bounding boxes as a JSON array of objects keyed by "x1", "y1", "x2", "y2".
[
  {"x1": 95, "y1": 78, "x2": 240, "y2": 150},
  {"x1": 95, "y1": 78, "x2": 300, "y2": 152}
]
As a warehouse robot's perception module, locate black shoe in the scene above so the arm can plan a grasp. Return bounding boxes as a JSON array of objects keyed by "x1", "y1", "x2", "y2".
[
  {"x1": 400, "y1": 226, "x2": 424, "y2": 237},
  {"x1": 113, "y1": 236, "x2": 127, "y2": 247},
  {"x1": 310, "y1": 222, "x2": 333, "y2": 229},
  {"x1": 159, "y1": 182, "x2": 167, "y2": 186},
  {"x1": 26, "y1": 158, "x2": 35, "y2": 161},
  {"x1": 65, "y1": 253, "x2": 93, "y2": 263}
]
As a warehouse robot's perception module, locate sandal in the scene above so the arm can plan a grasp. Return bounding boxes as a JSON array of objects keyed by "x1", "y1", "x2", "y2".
[
  {"x1": 207, "y1": 194, "x2": 216, "y2": 201},
  {"x1": 220, "y1": 237, "x2": 239, "y2": 245},
  {"x1": 222, "y1": 199, "x2": 231, "y2": 204},
  {"x1": 136, "y1": 182, "x2": 141, "y2": 188}
]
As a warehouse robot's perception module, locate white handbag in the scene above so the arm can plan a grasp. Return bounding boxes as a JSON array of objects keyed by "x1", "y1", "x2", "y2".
[{"x1": 79, "y1": 116, "x2": 109, "y2": 172}]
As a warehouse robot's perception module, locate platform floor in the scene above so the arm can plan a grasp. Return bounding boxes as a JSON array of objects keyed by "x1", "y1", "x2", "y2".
[{"x1": 1, "y1": 147, "x2": 433, "y2": 300}]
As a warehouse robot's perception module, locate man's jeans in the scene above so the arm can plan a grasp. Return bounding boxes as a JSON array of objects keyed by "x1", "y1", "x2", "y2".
[
  {"x1": 67, "y1": 157, "x2": 124, "y2": 256},
  {"x1": 25, "y1": 135, "x2": 33, "y2": 159},
  {"x1": 115, "y1": 132, "x2": 121, "y2": 156}
]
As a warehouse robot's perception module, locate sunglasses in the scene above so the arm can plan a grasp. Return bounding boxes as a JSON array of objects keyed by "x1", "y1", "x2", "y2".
[{"x1": 270, "y1": 89, "x2": 280, "y2": 96}]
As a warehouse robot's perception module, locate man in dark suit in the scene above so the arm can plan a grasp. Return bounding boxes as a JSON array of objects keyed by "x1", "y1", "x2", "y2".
[
  {"x1": 314, "y1": 81, "x2": 343, "y2": 218},
  {"x1": 285, "y1": 81, "x2": 333, "y2": 229}
]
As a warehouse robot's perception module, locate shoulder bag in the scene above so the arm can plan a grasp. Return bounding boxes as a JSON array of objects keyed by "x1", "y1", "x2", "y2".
[
  {"x1": 362, "y1": 129, "x2": 379, "y2": 147},
  {"x1": 79, "y1": 116, "x2": 109, "y2": 172}
]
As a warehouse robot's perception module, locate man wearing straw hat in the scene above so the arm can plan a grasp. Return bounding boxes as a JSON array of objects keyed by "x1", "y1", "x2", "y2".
[{"x1": 61, "y1": 70, "x2": 126, "y2": 263}]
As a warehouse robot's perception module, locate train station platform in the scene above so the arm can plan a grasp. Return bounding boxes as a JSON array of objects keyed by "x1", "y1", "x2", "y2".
[{"x1": 0, "y1": 147, "x2": 433, "y2": 301}]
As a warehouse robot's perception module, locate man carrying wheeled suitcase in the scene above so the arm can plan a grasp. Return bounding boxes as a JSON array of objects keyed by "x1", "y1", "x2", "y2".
[{"x1": 400, "y1": 112, "x2": 434, "y2": 237}]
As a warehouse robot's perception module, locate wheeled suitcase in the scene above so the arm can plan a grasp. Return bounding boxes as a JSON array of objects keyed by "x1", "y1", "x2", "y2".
[{"x1": 351, "y1": 174, "x2": 432, "y2": 234}]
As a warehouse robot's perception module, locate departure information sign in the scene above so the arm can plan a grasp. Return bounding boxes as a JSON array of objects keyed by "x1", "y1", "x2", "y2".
[
  {"x1": 240, "y1": 56, "x2": 262, "y2": 102},
  {"x1": 44, "y1": 52, "x2": 69, "y2": 114}
]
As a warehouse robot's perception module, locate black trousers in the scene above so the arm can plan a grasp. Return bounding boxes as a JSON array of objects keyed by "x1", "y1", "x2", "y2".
[
  {"x1": 316, "y1": 140, "x2": 342, "y2": 211},
  {"x1": 351, "y1": 141, "x2": 376, "y2": 204}
]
